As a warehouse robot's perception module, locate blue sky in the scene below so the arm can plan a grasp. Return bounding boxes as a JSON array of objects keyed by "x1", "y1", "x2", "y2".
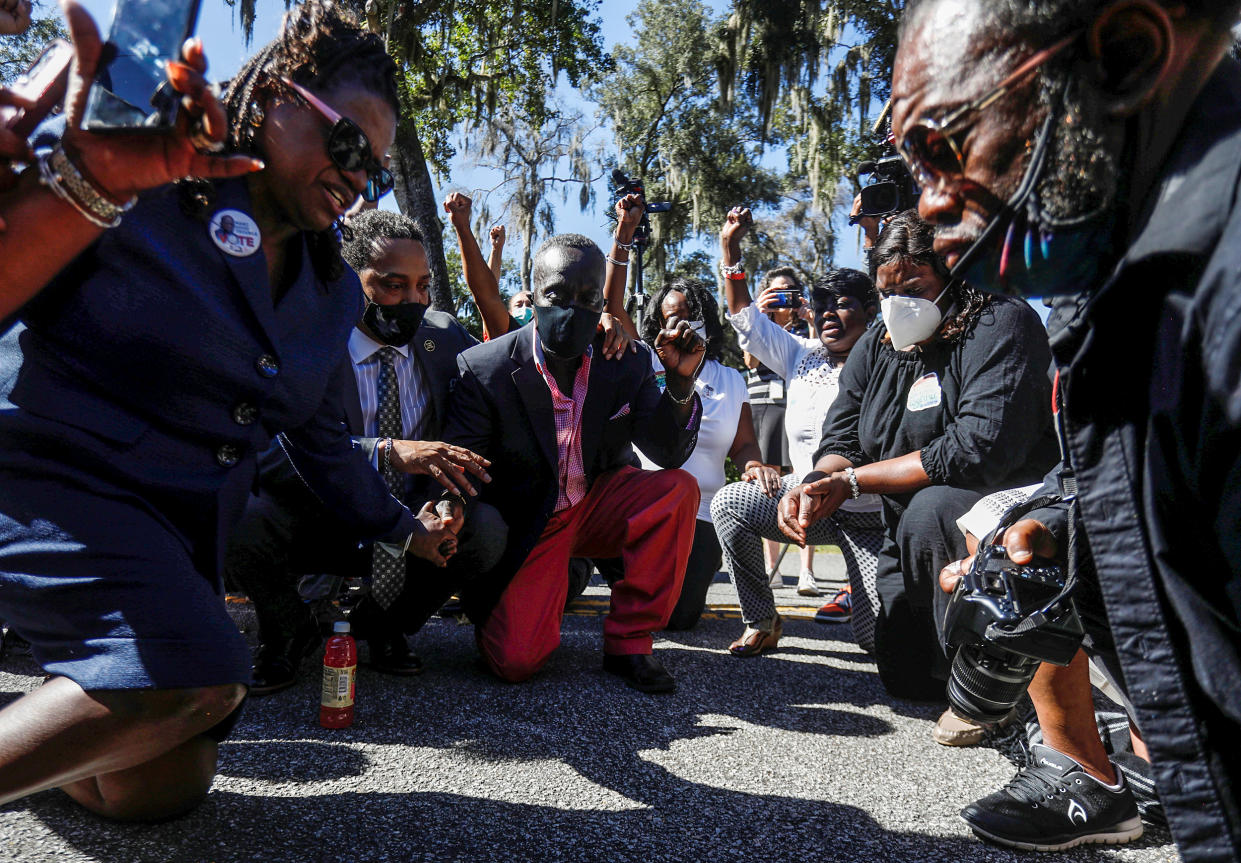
[{"x1": 71, "y1": 0, "x2": 867, "y2": 281}]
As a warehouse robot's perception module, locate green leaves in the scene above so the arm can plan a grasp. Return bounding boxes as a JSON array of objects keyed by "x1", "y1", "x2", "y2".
[
  {"x1": 723, "y1": 0, "x2": 901, "y2": 210},
  {"x1": 591, "y1": 0, "x2": 782, "y2": 285},
  {"x1": 374, "y1": 0, "x2": 611, "y2": 177},
  {"x1": 0, "y1": 1, "x2": 67, "y2": 85}
]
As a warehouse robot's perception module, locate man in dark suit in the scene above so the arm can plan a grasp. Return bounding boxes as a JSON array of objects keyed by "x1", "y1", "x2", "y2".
[
  {"x1": 439, "y1": 233, "x2": 703, "y2": 693},
  {"x1": 223, "y1": 210, "x2": 505, "y2": 693}
]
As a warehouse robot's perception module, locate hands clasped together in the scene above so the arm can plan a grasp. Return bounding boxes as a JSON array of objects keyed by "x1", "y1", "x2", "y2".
[{"x1": 384, "y1": 437, "x2": 492, "y2": 567}]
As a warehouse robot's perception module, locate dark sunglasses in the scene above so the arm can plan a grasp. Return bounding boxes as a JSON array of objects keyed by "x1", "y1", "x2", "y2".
[
  {"x1": 896, "y1": 31, "x2": 1080, "y2": 192},
  {"x1": 282, "y1": 77, "x2": 394, "y2": 203}
]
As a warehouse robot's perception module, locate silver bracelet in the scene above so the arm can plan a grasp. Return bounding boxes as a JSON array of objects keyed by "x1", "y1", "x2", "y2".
[
  {"x1": 37, "y1": 145, "x2": 135, "y2": 229},
  {"x1": 720, "y1": 259, "x2": 744, "y2": 276},
  {"x1": 381, "y1": 437, "x2": 394, "y2": 470},
  {"x1": 844, "y1": 466, "x2": 861, "y2": 499},
  {"x1": 606, "y1": 255, "x2": 629, "y2": 267},
  {"x1": 614, "y1": 237, "x2": 634, "y2": 251}
]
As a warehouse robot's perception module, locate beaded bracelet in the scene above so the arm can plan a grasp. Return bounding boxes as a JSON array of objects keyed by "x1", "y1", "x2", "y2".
[
  {"x1": 613, "y1": 237, "x2": 634, "y2": 251},
  {"x1": 720, "y1": 259, "x2": 744, "y2": 276},
  {"x1": 606, "y1": 255, "x2": 629, "y2": 267},
  {"x1": 723, "y1": 271, "x2": 747, "y2": 281}
]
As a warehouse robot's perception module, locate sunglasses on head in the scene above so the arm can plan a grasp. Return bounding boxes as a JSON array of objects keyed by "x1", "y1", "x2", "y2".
[
  {"x1": 896, "y1": 31, "x2": 1080, "y2": 192},
  {"x1": 282, "y1": 77, "x2": 394, "y2": 203}
]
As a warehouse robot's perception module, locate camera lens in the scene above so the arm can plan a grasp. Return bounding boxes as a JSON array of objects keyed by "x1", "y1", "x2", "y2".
[
  {"x1": 860, "y1": 182, "x2": 901, "y2": 218},
  {"x1": 946, "y1": 644, "x2": 1040, "y2": 725}
]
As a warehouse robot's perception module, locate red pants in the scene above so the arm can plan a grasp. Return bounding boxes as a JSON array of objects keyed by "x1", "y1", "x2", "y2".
[{"x1": 478, "y1": 466, "x2": 699, "y2": 682}]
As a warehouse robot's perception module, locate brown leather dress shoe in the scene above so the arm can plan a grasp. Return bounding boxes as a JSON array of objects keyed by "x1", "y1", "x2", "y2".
[{"x1": 728, "y1": 613, "x2": 784, "y2": 657}]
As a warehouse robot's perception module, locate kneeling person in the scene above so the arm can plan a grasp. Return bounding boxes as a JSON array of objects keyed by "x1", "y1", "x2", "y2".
[
  {"x1": 444, "y1": 234, "x2": 703, "y2": 692},
  {"x1": 224, "y1": 210, "x2": 505, "y2": 693}
]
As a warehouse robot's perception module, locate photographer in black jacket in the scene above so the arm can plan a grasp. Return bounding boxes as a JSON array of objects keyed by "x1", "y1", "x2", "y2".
[{"x1": 895, "y1": 0, "x2": 1241, "y2": 857}]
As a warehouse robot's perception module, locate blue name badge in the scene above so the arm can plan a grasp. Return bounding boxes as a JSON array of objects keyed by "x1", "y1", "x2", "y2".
[{"x1": 906, "y1": 372, "x2": 942, "y2": 412}]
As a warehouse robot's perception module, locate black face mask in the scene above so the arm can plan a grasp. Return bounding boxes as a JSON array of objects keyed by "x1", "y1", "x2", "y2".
[
  {"x1": 949, "y1": 85, "x2": 1121, "y2": 299},
  {"x1": 361, "y1": 300, "x2": 427, "y2": 347},
  {"x1": 534, "y1": 303, "x2": 600, "y2": 359}
]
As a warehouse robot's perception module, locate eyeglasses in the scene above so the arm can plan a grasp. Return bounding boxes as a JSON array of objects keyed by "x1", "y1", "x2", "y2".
[
  {"x1": 896, "y1": 31, "x2": 1080, "y2": 192},
  {"x1": 282, "y1": 77, "x2": 394, "y2": 203}
]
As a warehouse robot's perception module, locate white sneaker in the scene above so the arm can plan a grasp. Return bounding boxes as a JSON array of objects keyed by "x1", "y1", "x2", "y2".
[
  {"x1": 797, "y1": 570, "x2": 821, "y2": 596},
  {"x1": 768, "y1": 569, "x2": 783, "y2": 589}
]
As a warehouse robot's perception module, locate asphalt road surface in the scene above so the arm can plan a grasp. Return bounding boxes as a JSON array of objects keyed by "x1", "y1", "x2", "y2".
[{"x1": 0, "y1": 552, "x2": 1181, "y2": 863}]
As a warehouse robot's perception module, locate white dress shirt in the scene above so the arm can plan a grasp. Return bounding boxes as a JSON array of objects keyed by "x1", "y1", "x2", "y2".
[{"x1": 348, "y1": 327, "x2": 432, "y2": 440}]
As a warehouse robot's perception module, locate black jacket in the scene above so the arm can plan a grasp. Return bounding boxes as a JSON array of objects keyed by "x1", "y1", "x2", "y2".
[
  {"x1": 816, "y1": 295, "x2": 1058, "y2": 497},
  {"x1": 1029, "y1": 60, "x2": 1241, "y2": 862},
  {"x1": 443, "y1": 325, "x2": 700, "y2": 619}
]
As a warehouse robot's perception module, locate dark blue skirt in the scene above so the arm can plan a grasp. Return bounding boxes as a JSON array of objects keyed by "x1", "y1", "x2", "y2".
[{"x1": 0, "y1": 446, "x2": 252, "y2": 691}]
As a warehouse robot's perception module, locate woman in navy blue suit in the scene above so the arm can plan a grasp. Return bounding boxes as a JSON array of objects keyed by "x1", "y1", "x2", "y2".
[{"x1": 0, "y1": 0, "x2": 447, "y2": 820}]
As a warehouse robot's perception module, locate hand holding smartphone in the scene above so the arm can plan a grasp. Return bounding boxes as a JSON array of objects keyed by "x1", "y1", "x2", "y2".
[
  {"x1": 1, "y1": 39, "x2": 73, "y2": 140},
  {"x1": 82, "y1": 0, "x2": 202, "y2": 131},
  {"x1": 768, "y1": 290, "x2": 803, "y2": 309}
]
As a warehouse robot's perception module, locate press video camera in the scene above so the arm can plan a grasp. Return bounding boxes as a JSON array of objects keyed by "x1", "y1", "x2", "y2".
[
  {"x1": 941, "y1": 495, "x2": 1084, "y2": 725},
  {"x1": 610, "y1": 169, "x2": 671, "y2": 331},
  {"x1": 610, "y1": 169, "x2": 671, "y2": 246},
  {"x1": 849, "y1": 154, "x2": 921, "y2": 224}
]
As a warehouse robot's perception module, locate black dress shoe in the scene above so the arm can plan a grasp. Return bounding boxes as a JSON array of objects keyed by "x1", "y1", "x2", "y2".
[
  {"x1": 367, "y1": 633, "x2": 424, "y2": 676},
  {"x1": 602, "y1": 653, "x2": 676, "y2": 694},
  {"x1": 250, "y1": 623, "x2": 323, "y2": 696}
]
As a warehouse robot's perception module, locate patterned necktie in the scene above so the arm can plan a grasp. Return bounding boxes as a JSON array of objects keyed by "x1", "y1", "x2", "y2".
[{"x1": 371, "y1": 346, "x2": 405, "y2": 609}]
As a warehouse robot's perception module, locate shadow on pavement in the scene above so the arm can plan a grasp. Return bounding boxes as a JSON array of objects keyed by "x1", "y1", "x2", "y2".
[{"x1": 2, "y1": 606, "x2": 1176, "y2": 862}]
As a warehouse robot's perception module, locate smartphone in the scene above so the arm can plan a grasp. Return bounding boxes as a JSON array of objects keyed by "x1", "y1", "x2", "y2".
[
  {"x1": 81, "y1": 0, "x2": 202, "y2": 131},
  {"x1": 1, "y1": 40, "x2": 73, "y2": 140},
  {"x1": 768, "y1": 290, "x2": 803, "y2": 309}
]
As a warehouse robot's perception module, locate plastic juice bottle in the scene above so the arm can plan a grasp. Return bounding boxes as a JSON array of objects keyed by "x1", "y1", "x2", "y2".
[{"x1": 319, "y1": 620, "x2": 356, "y2": 728}]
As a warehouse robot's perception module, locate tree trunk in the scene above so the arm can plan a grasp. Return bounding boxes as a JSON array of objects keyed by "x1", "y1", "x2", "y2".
[
  {"x1": 390, "y1": 122, "x2": 454, "y2": 312},
  {"x1": 519, "y1": 230, "x2": 533, "y2": 294}
]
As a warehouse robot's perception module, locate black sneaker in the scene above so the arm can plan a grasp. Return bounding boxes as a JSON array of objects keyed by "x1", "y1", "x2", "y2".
[{"x1": 961, "y1": 744, "x2": 1143, "y2": 852}]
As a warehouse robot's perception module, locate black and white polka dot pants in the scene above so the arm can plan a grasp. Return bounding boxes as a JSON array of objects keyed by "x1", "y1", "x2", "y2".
[{"x1": 710, "y1": 475, "x2": 886, "y2": 651}]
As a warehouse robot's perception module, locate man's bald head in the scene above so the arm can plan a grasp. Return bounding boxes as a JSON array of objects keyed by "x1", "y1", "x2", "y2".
[{"x1": 531, "y1": 234, "x2": 606, "y2": 312}]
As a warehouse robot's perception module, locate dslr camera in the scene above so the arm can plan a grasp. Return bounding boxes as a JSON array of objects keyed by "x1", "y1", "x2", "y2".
[
  {"x1": 941, "y1": 496, "x2": 1084, "y2": 725},
  {"x1": 850, "y1": 154, "x2": 921, "y2": 223}
]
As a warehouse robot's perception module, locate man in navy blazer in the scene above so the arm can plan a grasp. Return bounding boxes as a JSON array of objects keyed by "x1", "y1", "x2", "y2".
[
  {"x1": 439, "y1": 234, "x2": 703, "y2": 693},
  {"x1": 223, "y1": 211, "x2": 505, "y2": 693}
]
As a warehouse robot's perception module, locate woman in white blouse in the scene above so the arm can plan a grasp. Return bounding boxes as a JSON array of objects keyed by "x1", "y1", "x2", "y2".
[
  {"x1": 631, "y1": 279, "x2": 782, "y2": 630},
  {"x1": 712, "y1": 207, "x2": 886, "y2": 656}
]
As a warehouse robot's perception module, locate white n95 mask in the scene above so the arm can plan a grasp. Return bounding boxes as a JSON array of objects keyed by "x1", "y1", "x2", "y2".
[{"x1": 880, "y1": 285, "x2": 949, "y2": 350}]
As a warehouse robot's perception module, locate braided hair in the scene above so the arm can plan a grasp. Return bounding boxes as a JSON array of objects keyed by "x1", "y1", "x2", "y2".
[
  {"x1": 179, "y1": 0, "x2": 399, "y2": 283},
  {"x1": 640, "y1": 278, "x2": 725, "y2": 363}
]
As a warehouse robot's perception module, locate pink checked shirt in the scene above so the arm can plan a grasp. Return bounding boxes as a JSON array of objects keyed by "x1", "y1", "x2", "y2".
[{"x1": 532, "y1": 326, "x2": 593, "y2": 512}]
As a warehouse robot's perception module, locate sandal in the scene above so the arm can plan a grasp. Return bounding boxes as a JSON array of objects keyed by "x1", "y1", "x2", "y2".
[{"x1": 728, "y1": 613, "x2": 783, "y2": 657}]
